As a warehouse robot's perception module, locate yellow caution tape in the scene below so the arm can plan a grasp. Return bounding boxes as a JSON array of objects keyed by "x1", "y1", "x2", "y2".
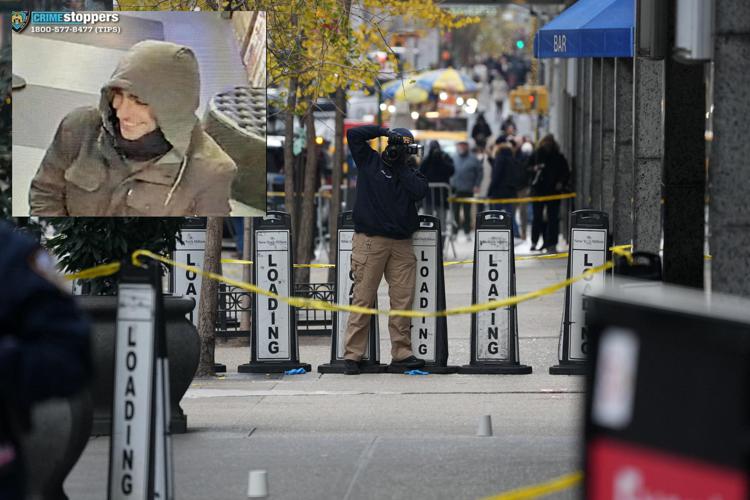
[
  {"x1": 64, "y1": 261, "x2": 122, "y2": 281},
  {"x1": 443, "y1": 259, "x2": 475, "y2": 266},
  {"x1": 480, "y1": 471, "x2": 582, "y2": 500},
  {"x1": 222, "y1": 258, "x2": 335, "y2": 269},
  {"x1": 611, "y1": 245, "x2": 633, "y2": 265},
  {"x1": 221, "y1": 258, "x2": 254, "y2": 265},
  {"x1": 449, "y1": 192, "x2": 576, "y2": 205},
  {"x1": 131, "y1": 249, "x2": 614, "y2": 318},
  {"x1": 222, "y1": 246, "x2": 628, "y2": 270},
  {"x1": 267, "y1": 191, "x2": 332, "y2": 199},
  {"x1": 66, "y1": 244, "x2": 633, "y2": 285},
  {"x1": 222, "y1": 257, "x2": 561, "y2": 268},
  {"x1": 516, "y1": 252, "x2": 568, "y2": 261},
  {"x1": 445, "y1": 245, "x2": 632, "y2": 266}
]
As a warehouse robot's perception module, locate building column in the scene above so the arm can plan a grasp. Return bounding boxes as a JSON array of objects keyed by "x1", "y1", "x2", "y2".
[
  {"x1": 581, "y1": 58, "x2": 593, "y2": 208},
  {"x1": 662, "y1": 0, "x2": 705, "y2": 288},
  {"x1": 709, "y1": 0, "x2": 750, "y2": 297},
  {"x1": 590, "y1": 58, "x2": 603, "y2": 210},
  {"x1": 601, "y1": 58, "x2": 616, "y2": 219},
  {"x1": 612, "y1": 58, "x2": 634, "y2": 246},
  {"x1": 573, "y1": 58, "x2": 585, "y2": 210},
  {"x1": 632, "y1": 57, "x2": 665, "y2": 254}
]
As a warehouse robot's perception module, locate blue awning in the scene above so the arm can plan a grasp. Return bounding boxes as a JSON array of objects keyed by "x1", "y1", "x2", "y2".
[{"x1": 534, "y1": 0, "x2": 634, "y2": 59}]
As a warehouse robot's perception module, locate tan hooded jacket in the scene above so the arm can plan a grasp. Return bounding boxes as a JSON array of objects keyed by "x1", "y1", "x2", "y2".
[{"x1": 29, "y1": 40, "x2": 236, "y2": 216}]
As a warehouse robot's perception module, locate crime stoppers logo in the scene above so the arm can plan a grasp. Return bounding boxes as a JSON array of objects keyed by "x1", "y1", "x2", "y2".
[{"x1": 11, "y1": 11, "x2": 30, "y2": 33}]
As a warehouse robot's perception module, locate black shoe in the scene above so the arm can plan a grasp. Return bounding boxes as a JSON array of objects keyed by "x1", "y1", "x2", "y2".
[
  {"x1": 390, "y1": 355, "x2": 425, "y2": 369},
  {"x1": 344, "y1": 359, "x2": 361, "y2": 375}
]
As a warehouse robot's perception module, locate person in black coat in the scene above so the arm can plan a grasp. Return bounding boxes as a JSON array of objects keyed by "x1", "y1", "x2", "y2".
[
  {"x1": 343, "y1": 126, "x2": 429, "y2": 375},
  {"x1": 488, "y1": 141, "x2": 520, "y2": 237},
  {"x1": 471, "y1": 112, "x2": 492, "y2": 149},
  {"x1": 0, "y1": 223, "x2": 92, "y2": 499},
  {"x1": 529, "y1": 134, "x2": 570, "y2": 252},
  {"x1": 419, "y1": 140, "x2": 455, "y2": 217}
]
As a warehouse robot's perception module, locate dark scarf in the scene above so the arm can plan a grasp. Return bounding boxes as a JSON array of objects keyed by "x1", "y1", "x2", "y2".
[{"x1": 110, "y1": 115, "x2": 173, "y2": 162}]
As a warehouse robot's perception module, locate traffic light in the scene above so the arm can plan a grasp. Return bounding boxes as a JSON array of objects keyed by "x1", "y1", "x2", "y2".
[
  {"x1": 509, "y1": 85, "x2": 549, "y2": 114},
  {"x1": 516, "y1": 39, "x2": 525, "y2": 50}
]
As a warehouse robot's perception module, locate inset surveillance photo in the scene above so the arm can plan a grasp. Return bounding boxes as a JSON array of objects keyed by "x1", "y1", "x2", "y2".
[{"x1": 12, "y1": 11, "x2": 266, "y2": 217}]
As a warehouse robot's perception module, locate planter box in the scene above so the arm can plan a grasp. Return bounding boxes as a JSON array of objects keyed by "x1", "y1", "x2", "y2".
[{"x1": 78, "y1": 295, "x2": 200, "y2": 435}]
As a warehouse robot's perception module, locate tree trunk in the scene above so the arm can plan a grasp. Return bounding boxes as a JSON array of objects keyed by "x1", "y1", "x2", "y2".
[
  {"x1": 295, "y1": 105, "x2": 319, "y2": 284},
  {"x1": 327, "y1": 0, "x2": 352, "y2": 282},
  {"x1": 283, "y1": 77, "x2": 298, "y2": 236},
  {"x1": 239, "y1": 217, "x2": 252, "y2": 335},
  {"x1": 196, "y1": 216, "x2": 223, "y2": 377},
  {"x1": 328, "y1": 87, "x2": 346, "y2": 282}
]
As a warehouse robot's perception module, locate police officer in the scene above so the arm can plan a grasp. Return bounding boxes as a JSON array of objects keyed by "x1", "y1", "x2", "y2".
[
  {"x1": 0, "y1": 222, "x2": 91, "y2": 498},
  {"x1": 343, "y1": 126, "x2": 428, "y2": 375}
]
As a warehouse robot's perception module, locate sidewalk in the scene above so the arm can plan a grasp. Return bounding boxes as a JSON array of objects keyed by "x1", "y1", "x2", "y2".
[{"x1": 65, "y1": 236, "x2": 584, "y2": 500}]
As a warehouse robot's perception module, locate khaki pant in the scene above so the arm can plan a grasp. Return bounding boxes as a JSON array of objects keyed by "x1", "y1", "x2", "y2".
[{"x1": 344, "y1": 233, "x2": 416, "y2": 362}]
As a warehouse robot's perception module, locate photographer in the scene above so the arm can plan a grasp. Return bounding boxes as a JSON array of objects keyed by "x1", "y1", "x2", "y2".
[{"x1": 343, "y1": 125, "x2": 428, "y2": 375}]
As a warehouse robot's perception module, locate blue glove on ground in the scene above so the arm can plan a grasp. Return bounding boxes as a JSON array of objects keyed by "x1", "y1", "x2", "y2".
[{"x1": 404, "y1": 369, "x2": 430, "y2": 375}]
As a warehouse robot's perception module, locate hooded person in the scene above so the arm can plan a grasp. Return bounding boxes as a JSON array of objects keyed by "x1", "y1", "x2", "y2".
[{"x1": 29, "y1": 40, "x2": 236, "y2": 216}]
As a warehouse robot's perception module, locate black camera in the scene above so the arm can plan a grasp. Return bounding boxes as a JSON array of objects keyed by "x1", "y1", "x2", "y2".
[
  {"x1": 384, "y1": 143, "x2": 424, "y2": 162},
  {"x1": 405, "y1": 143, "x2": 424, "y2": 157},
  {"x1": 385, "y1": 129, "x2": 423, "y2": 163}
]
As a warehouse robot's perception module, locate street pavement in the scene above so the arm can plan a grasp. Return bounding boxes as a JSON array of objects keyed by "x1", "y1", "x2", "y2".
[{"x1": 65, "y1": 234, "x2": 585, "y2": 500}]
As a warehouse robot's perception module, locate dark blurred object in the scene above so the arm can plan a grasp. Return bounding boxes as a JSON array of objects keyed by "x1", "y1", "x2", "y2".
[
  {"x1": 584, "y1": 283, "x2": 750, "y2": 499},
  {"x1": 0, "y1": 42, "x2": 11, "y2": 221},
  {"x1": 614, "y1": 252, "x2": 662, "y2": 281},
  {"x1": 0, "y1": 223, "x2": 92, "y2": 499}
]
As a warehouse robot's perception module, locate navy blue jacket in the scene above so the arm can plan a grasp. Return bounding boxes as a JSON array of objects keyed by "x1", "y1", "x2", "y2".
[
  {"x1": 0, "y1": 223, "x2": 91, "y2": 499},
  {"x1": 348, "y1": 126, "x2": 428, "y2": 239}
]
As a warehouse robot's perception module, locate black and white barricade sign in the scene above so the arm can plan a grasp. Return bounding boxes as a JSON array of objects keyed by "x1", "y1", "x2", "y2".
[
  {"x1": 239, "y1": 212, "x2": 311, "y2": 373},
  {"x1": 319, "y1": 211, "x2": 385, "y2": 374},
  {"x1": 108, "y1": 262, "x2": 173, "y2": 500},
  {"x1": 550, "y1": 209, "x2": 610, "y2": 375},
  {"x1": 171, "y1": 217, "x2": 206, "y2": 325},
  {"x1": 459, "y1": 211, "x2": 531, "y2": 374},
  {"x1": 391, "y1": 215, "x2": 457, "y2": 374},
  {"x1": 171, "y1": 218, "x2": 227, "y2": 373}
]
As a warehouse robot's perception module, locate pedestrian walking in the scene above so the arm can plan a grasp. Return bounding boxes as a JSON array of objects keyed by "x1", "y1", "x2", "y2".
[
  {"x1": 488, "y1": 140, "x2": 521, "y2": 238},
  {"x1": 490, "y1": 70, "x2": 508, "y2": 120},
  {"x1": 529, "y1": 135, "x2": 570, "y2": 252},
  {"x1": 419, "y1": 140, "x2": 455, "y2": 225},
  {"x1": 343, "y1": 126, "x2": 428, "y2": 375},
  {"x1": 451, "y1": 141, "x2": 484, "y2": 240},
  {"x1": 515, "y1": 139, "x2": 535, "y2": 240},
  {"x1": 501, "y1": 115, "x2": 517, "y2": 136},
  {"x1": 471, "y1": 112, "x2": 492, "y2": 150}
]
